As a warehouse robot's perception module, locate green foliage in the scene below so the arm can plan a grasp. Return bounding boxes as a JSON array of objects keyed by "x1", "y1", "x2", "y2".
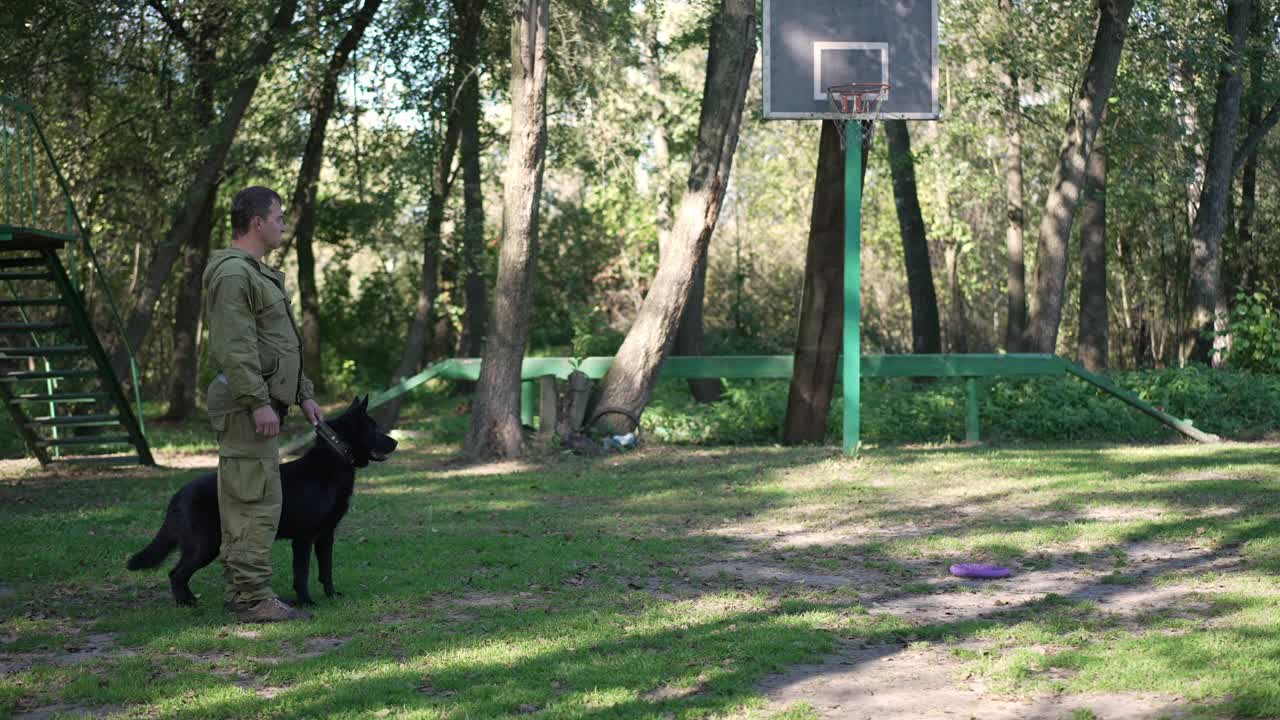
[
  {"x1": 1224, "y1": 290, "x2": 1280, "y2": 374},
  {"x1": 318, "y1": 263, "x2": 411, "y2": 396}
]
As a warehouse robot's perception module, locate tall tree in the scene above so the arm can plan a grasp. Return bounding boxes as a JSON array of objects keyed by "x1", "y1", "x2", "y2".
[
  {"x1": 592, "y1": 0, "x2": 756, "y2": 427},
  {"x1": 161, "y1": 18, "x2": 221, "y2": 421},
  {"x1": 378, "y1": 0, "x2": 485, "y2": 429},
  {"x1": 884, "y1": 119, "x2": 941, "y2": 355},
  {"x1": 999, "y1": 26, "x2": 1028, "y2": 352},
  {"x1": 464, "y1": 0, "x2": 550, "y2": 458},
  {"x1": 1188, "y1": 0, "x2": 1251, "y2": 365},
  {"x1": 782, "y1": 120, "x2": 861, "y2": 445},
  {"x1": 287, "y1": 0, "x2": 384, "y2": 398},
  {"x1": 456, "y1": 25, "x2": 488, "y2": 365},
  {"x1": 114, "y1": 0, "x2": 300, "y2": 381},
  {"x1": 1027, "y1": 0, "x2": 1135, "y2": 353},
  {"x1": 1234, "y1": 0, "x2": 1268, "y2": 293},
  {"x1": 1077, "y1": 122, "x2": 1108, "y2": 371}
]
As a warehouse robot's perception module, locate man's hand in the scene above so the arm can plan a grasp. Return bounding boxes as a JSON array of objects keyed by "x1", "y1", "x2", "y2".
[
  {"x1": 300, "y1": 398, "x2": 324, "y2": 427},
  {"x1": 253, "y1": 404, "x2": 281, "y2": 438}
]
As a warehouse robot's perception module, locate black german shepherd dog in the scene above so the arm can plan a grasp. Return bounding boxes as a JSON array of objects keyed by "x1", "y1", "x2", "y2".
[{"x1": 127, "y1": 396, "x2": 397, "y2": 606}]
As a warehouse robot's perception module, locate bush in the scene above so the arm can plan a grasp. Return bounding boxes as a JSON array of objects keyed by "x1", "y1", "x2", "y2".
[{"x1": 1224, "y1": 289, "x2": 1280, "y2": 375}]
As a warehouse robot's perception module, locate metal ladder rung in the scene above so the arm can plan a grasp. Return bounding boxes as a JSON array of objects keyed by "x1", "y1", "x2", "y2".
[
  {"x1": 37, "y1": 435, "x2": 133, "y2": 447},
  {"x1": 0, "y1": 369, "x2": 97, "y2": 382},
  {"x1": 0, "y1": 257, "x2": 47, "y2": 269},
  {"x1": 0, "y1": 322, "x2": 71, "y2": 333},
  {"x1": 0, "y1": 271, "x2": 52, "y2": 281},
  {"x1": 27, "y1": 414, "x2": 121, "y2": 427},
  {"x1": 0, "y1": 298, "x2": 63, "y2": 308},
  {"x1": 0, "y1": 345, "x2": 88, "y2": 357},
  {"x1": 51, "y1": 455, "x2": 143, "y2": 466},
  {"x1": 10, "y1": 392, "x2": 110, "y2": 403}
]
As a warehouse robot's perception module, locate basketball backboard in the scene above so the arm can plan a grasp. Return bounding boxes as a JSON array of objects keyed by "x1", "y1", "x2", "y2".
[{"x1": 763, "y1": 0, "x2": 939, "y2": 120}]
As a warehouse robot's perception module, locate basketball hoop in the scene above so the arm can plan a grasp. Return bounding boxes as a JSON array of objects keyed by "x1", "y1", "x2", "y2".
[{"x1": 826, "y1": 82, "x2": 891, "y2": 149}]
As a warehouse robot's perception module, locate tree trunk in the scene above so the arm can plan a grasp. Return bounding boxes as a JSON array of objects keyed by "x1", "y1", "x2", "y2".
[
  {"x1": 113, "y1": 0, "x2": 299, "y2": 381},
  {"x1": 377, "y1": 0, "x2": 482, "y2": 428},
  {"x1": 287, "y1": 0, "x2": 383, "y2": 398},
  {"x1": 1077, "y1": 122, "x2": 1108, "y2": 372},
  {"x1": 1235, "y1": 0, "x2": 1265, "y2": 294},
  {"x1": 1188, "y1": 0, "x2": 1250, "y2": 366},
  {"x1": 645, "y1": 8, "x2": 674, "y2": 259},
  {"x1": 458, "y1": 61, "x2": 487, "y2": 362},
  {"x1": 884, "y1": 119, "x2": 941, "y2": 355},
  {"x1": 1026, "y1": 0, "x2": 1135, "y2": 354},
  {"x1": 643, "y1": 4, "x2": 720, "y2": 402},
  {"x1": 162, "y1": 189, "x2": 216, "y2": 420},
  {"x1": 162, "y1": 35, "x2": 218, "y2": 421},
  {"x1": 782, "y1": 119, "x2": 857, "y2": 445},
  {"x1": 1001, "y1": 62, "x2": 1027, "y2": 352},
  {"x1": 464, "y1": 0, "x2": 551, "y2": 459},
  {"x1": 944, "y1": 241, "x2": 968, "y2": 354},
  {"x1": 592, "y1": 0, "x2": 756, "y2": 429}
]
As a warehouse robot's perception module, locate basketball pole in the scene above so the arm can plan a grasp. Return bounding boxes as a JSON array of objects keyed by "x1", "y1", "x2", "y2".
[{"x1": 842, "y1": 121, "x2": 863, "y2": 455}]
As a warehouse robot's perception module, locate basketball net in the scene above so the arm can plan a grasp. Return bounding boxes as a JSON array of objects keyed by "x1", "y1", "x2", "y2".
[{"x1": 826, "y1": 82, "x2": 891, "y2": 149}]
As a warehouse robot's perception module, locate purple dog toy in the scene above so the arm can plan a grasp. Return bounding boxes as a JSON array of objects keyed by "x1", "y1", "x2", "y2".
[{"x1": 949, "y1": 563, "x2": 1011, "y2": 579}]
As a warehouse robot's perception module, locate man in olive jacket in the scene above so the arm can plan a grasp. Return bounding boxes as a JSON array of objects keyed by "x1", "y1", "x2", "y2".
[{"x1": 203, "y1": 186, "x2": 324, "y2": 623}]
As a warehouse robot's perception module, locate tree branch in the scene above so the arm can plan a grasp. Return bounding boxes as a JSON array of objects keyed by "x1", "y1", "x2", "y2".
[
  {"x1": 1232, "y1": 97, "x2": 1280, "y2": 176},
  {"x1": 145, "y1": 0, "x2": 196, "y2": 51}
]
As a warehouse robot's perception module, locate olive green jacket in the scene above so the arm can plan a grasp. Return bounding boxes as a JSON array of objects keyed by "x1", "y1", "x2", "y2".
[{"x1": 202, "y1": 248, "x2": 314, "y2": 419}]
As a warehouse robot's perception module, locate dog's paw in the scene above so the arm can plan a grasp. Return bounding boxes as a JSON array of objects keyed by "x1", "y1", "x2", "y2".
[
  {"x1": 324, "y1": 588, "x2": 343, "y2": 599},
  {"x1": 176, "y1": 597, "x2": 198, "y2": 607}
]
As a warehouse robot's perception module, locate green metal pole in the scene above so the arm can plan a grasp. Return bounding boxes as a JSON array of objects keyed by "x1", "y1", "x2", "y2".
[
  {"x1": 965, "y1": 377, "x2": 980, "y2": 443},
  {"x1": 520, "y1": 380, "x2": 535, "y2": 426},
  {"x1": 843, "y1": 122, "x2": 863, "y2": 454},
  {"x1": 28, "y1": 112, "x2": 36, "y2": 224}
]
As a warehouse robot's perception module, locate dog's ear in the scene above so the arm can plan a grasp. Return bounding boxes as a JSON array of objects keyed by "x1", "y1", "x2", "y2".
[{"x1": 359, "y1": 395, "x2": 369, "y2": 413}]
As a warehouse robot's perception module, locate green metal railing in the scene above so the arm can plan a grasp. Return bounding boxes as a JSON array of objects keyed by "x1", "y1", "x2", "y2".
[
  {"x1": 0, "y1": 95, "x2": 147, "y2": 438},
  {"x1": 281, "y1": 353, "x2": 1220, "y2": 454}
]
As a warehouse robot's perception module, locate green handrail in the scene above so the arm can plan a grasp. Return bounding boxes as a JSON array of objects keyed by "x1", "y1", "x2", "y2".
[{"x1": 0, "y1": 95, "x2": 147, "y2": 437}]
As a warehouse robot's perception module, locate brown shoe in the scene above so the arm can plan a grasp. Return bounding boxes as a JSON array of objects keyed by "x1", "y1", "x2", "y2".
[
  {"x1": 224, "y1": 597, "x2": 295, "y2": 613},
  {"x1": 235, "y1": 597, "x2": 311, "y2": 623}
]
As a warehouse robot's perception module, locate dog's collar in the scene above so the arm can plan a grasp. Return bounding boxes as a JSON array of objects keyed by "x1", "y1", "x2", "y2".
[{"x1": 314, "y1": 421, "x2": 357, "y2": 466}]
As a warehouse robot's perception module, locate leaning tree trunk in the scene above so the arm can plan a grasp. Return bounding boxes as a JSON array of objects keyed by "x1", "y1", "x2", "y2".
[
  {"x1": 1000, "y1": 59, "x2": 1028, "y2": 352},
  {"x1": 592, "y1": 0, "x2": 756, "y2": 430},
  {"x1": 113, "y1": 0, "x2": 299, "y2": 382},
  {"x1": 1188, "y1": 0, "x2": 1250, "y2": 366},
  {"x1": 464, "y1": 0, "x2": 551, "y2": 459},
  {"x1": 378, "y1": 0, "x2": 481, "y2": 429},
  {"x1": 646, "y1": 13, "x2": 722, "y2": 404},
  {"x1": 884, "y1": 119, "x2": 941, "y2": 355},
  {"x1": 782, "y1": 120, "x2": 868, "y2": 445},
  {"x1": 289, "y1": 0, "x2": 383, "y2": 397},
  {"x1": 1026, "y1": 0, "x2": 1135, "y2": 354},
  {"x1": 1077, "y1": 122, "x2": 1108, "y2": 372}
]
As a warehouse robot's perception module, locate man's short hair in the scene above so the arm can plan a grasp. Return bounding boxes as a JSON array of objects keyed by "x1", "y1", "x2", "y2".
[{"x1": 230, "y1": 186, "x2": 282, "y2": 237}]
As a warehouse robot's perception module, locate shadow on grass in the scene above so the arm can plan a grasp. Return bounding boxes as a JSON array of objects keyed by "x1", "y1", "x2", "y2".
[{"x1": 3, "y1": 442, "x2": 1280, "y2": 718}]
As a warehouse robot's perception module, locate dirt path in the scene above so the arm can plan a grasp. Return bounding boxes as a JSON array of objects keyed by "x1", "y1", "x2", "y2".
[{"x1": 704, "y1": 529, "x2": 1236, "y2": 719}]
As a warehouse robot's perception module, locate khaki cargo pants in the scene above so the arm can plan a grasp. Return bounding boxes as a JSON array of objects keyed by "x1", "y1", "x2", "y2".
[{"x1": 213, "y1": 408, "x2": 282, "y2": 605}]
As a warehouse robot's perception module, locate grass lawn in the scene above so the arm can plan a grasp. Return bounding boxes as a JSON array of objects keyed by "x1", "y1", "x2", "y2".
[{"x1": 3, "y1": 406, "x2": 1280, "y2": 718}]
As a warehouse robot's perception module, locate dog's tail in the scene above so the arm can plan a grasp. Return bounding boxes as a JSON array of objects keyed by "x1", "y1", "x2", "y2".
[{"x1": 126, "y1": 528, "x2": 176, "y2": 570}]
